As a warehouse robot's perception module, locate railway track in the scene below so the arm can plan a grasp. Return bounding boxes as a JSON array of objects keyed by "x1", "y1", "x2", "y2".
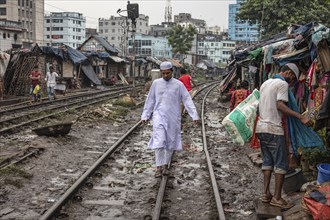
[
  {"x1": 34, "y1": 82, "x2": 227, "y2": 220},
  {"x1": 0, "y1": 85, "x2": 143, "y2": 135}
]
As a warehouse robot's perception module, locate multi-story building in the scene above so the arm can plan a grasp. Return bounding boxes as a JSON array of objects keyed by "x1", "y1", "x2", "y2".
[
  {"x1": 0, "y1": 0, "x2": 44, "y2": 49},
  {"x1": 127, "y1": 33, "x2": 172, "y2": 59},
  {"x1": 149, "y1": 22, "x2": 175, "y2": 37},
  {"x1": 228, "y1": 0, "x2": 259, "y2": 42},
  {"x1": 86, "y1": 28, "x2": 97, "y2": 38},
  {"x1": 44, "y1": 12, "x2": 86, "y2": 48},
  {"x1": 206, "y1": 26, "x2": 221, "y2": 35},
  {"x1": 195, "y1": 34, "x2": 235, "y2": 65},
  {"x1": 98, "y1": 14, "x2": 149, "y2": 54},
  {"x1": 174, "y1": 13, "x2": 206, "y2": 34},
  {"x1": 0, "y1": 20, "x2": 23, "y2": 51}
]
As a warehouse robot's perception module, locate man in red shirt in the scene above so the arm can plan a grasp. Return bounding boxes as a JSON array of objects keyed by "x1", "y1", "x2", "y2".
[
  {"x1": 178, "y1": 68, "x2": 196, "y2": 92},
  {"x1": 29, "y1": 65, "x2": 41, "y2": 103}
]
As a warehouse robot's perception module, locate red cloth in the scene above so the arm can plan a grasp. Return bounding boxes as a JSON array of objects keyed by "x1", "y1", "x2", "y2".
[
  {"x1": 179, "y1": 74, "x2": 193, "y2": 91},
  {"x1": 31, "y1": 71, "x2": 41, "y2": 86},
  {"x1": 304, "y1": 184, "x2": 330, "y2": 220}
]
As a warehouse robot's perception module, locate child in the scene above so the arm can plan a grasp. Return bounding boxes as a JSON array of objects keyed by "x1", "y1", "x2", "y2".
[{"x1": 32, "y1": 84, "x2": 42, "y2": 102}]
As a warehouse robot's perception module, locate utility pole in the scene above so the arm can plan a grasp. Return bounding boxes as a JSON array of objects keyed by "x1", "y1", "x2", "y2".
[{"x1": 126, "y1": 2, "x2": 139, "y2": 88}]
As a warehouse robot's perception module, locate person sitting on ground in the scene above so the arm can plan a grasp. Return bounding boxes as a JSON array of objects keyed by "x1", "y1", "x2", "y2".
[
  {"x1": 229, "y1": 80, "x2": 252, "y2": 111},
  {"x1": 178, "y1": 68, "x2": 197, "y2": 93}
]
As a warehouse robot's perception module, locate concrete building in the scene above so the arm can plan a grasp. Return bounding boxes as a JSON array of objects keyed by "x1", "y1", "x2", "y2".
[
  {"x1": 206, "y1": 26, "x2": 222, "y2": 35},
  {"x1": 195, "y1": 34, "x2": 235, "y2": 65},
  {"x1": 0, "y1": 0, "x2": 44, "y2": 49},
  {"x1": 44, "y1": 12, "x2": 86, "y2": 48},
  {"x1": 149, "y1": 22, "x2": 175, "y2": 37},
  {"x1": 127, "y1": 33, "x2": 172, "y2": 59},
  {"x1": 86, "y1": 28, "x2": 98, "y2": 38},
  {"x1": 228, "y1": 0, "x2": 259, "y2": 42},
  {"x1": 0, "y1": 20, "x2": 23, "y2": 51},
  {"x1": 174, "y1": 13, "x2": 206, "y2": 34},
  {"x1": 98, "y1": 14, "x2": 150, "y2": 54}
]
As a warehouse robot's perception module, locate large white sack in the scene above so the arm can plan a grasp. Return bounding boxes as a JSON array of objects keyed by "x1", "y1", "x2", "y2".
[{"x1": 222, "y1": 89, "x2": 260, "y2": 145}]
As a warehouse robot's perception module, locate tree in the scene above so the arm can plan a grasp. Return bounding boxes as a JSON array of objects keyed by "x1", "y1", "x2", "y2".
[
  {"x1": 166, "y1": 24, "x2": 197, "y2": 62},
  {"x1": 236, "y1": 0, "x2": 330, "y2": 39}
]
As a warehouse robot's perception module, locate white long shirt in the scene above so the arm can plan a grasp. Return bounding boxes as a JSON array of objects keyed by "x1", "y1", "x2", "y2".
[
  {"x1": 45, "y1": 71, "x2": 59, "y2": 87},
  {"x1": 141, "y1": 77, "x2": 199, "y2": 151}
]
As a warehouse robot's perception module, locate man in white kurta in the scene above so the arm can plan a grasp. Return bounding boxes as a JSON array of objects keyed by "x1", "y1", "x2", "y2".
[{"x1": 141, "y1": 61, "x2": 199, "y2": 177}]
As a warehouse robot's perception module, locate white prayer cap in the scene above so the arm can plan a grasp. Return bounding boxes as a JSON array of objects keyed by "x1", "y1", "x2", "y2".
[
  {"x1": 286, "y1": 63, "x2": 300, "y2": 79},
  {"x1": 160, "y1": 61, "x2": 172, "y2": 70}
]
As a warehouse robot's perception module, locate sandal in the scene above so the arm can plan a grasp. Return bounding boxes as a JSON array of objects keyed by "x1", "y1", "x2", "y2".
[
  {"x1": 162, "y1": 167, "x2": 170, "y2": 176},
  {"x1": 270, "y1": 198, "x2": 294, "y2": 209},
  {"x1": 155, "y1": 168, "x2": 162, "y2": 178},
  {"x1": 261, "y1": 194, "x2": 272, "y2": 203}
]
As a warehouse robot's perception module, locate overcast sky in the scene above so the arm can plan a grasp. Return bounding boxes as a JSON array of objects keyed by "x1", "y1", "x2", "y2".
[{"x1": 45, "y1": 0, "x2": 236, "y2": 30}]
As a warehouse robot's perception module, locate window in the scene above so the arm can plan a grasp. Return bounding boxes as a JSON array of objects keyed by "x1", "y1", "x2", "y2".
[
  {"x1": 111, "y1": 22, "x2": 115, "y2": 25},
  {"x1": 3, "y1": 32, "x2": 6, "y2": 39},
  {"x1": 0, "y1": 0, "x2": 6, "y2": 4},
  {"x1": 0, "y1": 8, "x2": 6, "y2": 15}
]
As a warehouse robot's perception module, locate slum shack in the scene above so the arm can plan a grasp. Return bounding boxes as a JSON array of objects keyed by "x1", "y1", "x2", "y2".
[
  {"x1": 221, "y1": 21, "x2": 330, "y2": 219},
  {"x1": 78, "y1": 35, "x2": 128, "y2": 86}
]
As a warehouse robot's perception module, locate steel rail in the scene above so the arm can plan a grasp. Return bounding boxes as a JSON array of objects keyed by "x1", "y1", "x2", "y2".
[
  {"x1": 39, "y1": 120, "x2": 143, "y2": 220},
  {"x1": 0, "y1": 85, "x2": 142, "y2": 116},
  {"x1": 152, "y1": 81, "x2": 220, "y2": 220},
  {"x1": 201, "y1": 83, "x2": 226, "y2": 220},
  {"x1": 0, "y1": 87, "x2": 140, "y2": 135}
]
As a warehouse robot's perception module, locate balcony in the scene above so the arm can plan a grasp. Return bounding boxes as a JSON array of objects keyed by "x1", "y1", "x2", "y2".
[{"x1": 0, "y1": 20, "x2": 23, "y2": 31}]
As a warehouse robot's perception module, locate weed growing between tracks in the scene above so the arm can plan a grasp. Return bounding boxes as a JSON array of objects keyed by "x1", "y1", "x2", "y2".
[{"x1": 0, "y1": 165, "x2": 33, "y2": 188}]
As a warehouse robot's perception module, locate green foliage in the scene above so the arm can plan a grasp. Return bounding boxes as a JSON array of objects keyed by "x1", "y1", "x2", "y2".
[
  {"x1": 166, "y1": 25, "x2": 197, "y2": 58},
  {"x1": 303, "y1": 150, "x2": 330, "y2": 168},
  {"x1": 0, "y1": 165, "x2": 33, "y2": 178},
  {"x1": 236, "y1": 0, "x2": 330, "y2": 39}
]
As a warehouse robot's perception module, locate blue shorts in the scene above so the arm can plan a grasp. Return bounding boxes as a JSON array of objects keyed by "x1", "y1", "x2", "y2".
[{"x1": 256, "y1": 133, "x2": 288, "y2": 174}]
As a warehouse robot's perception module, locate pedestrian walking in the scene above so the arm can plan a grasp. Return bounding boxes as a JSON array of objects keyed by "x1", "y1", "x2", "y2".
[
  {"x1": 141, "y1": 61, "x2": 199, "y2": 178},
  {"x1": 45, "y1": 66, "x2": 59, "y2": 101},
  {"x1": 29, "y1": 65, "x2": 41, "y2": 104},
  {"x1": 178, "y1": 68, "x2": 197, "y2": 93},
  {"x1": 256, "y1": 63, "x2": 309, "y2": 209},
  {"x1": 229, "y1": 80, "x2": 252, "y2": 111}
]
